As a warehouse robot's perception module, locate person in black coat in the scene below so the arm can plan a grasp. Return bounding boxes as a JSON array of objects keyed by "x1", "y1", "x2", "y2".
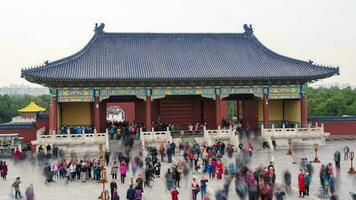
[
  {"x1": 110, "y1": 179, "x2": 118, "y2": 198},
  {"x1": 126, "y1": 184, "x2": 135, "y2": 200}
]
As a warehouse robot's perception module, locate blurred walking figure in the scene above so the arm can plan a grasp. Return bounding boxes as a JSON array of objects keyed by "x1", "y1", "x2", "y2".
[
  {"x1": 283, "y1": 170, "x2": 292, "y2": 193},
  {"x1": 298, "y1": 170, "x2": 306, "y2": 198},
  {"x1": 1, "y1": 161, "x2": 8, "y2": 180},
  {"x1": 25, "y1": 184, "x2": 34, "y2": 200},
  {"x1": 344, "y1": 146, "x2": 350, "y2": 160},
  {"x1": 120, "y1": 162, "x2": 127, "y2": 184},
  {"x1": 12, "y1": 177, "x2": 22, "y2": 199},
  {"x1": 171, "y1": 187, "x2": 179, "y2": 200},
  {"x1": 191, "y1": 177, "x2": 200, "y2": 200}
]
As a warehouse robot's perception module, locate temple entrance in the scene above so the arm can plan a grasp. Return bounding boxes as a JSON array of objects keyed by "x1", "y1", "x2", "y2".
[
  {"x1": 106, "y1": 106, "x2": 127, "y2": 123},
  {"x1": 223, "y1": 94, "x2": 258, "y2": 131}
]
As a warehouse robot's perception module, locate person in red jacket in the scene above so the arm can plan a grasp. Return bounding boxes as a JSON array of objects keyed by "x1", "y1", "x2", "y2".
[
  {"x1": 171, "y1": 187, "x2": 179, "y2": 200},
  {"x1": 216, "y1": 160, "x2": 223, "y2": 180},
  {"x1": 298, "y1": 169, "x2": 306, "y2": 198}
]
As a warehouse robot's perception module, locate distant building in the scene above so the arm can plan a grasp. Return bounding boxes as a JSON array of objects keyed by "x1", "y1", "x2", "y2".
[
  {"x1": 0, "y1": 102, "x2": 49, "y2": 146},
  {"x1": 0, "y1": 84, "x2": 49, "y2": 96}
]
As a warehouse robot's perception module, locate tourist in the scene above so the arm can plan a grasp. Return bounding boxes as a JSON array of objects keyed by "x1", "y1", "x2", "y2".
[
  {"x1": 25, "y1": 184, "x2": 34, "y2": 200},
  {"x1": 154, "y1": 161, "x2": 161, "y2": 178},
  {"x1": 173, "y1": 165, "x2": 181, "y2": 187},
  {"x1": 248, "y1": 143, "x2": 253, "y2": 157},
  {"x1": 170, "y1": 141, "x2": 176, "y2": 156},
  {"x1": 283, "y1": 170, "x2": 292, "y2": 193},
  {"x1": 1, "y1": 161, "x2": 8, "y2": 180},
  {"x1": 105, "y1": 150, "x2": 111, "y2": 166},
  {"x1": 207, "y1": 160, "x2": 215, "y2": 179},
  {"x1": 126, "y1": 184, "x2": 135, "y2": 200},
  {"x1": 112, "y1": 188, "x2": 120, "y2": 200},
  {"x1": 334, "y1": 151, "x2": 341, "y2": 172},
  {"x1": 200, "y1": 176, "x2": 208, "y2": 199},
  {"x1": 120, "y1": 162, "x2": 127, "y2": 184},
  {"x1": 344, "y1": 146, "x2": 350, "y2": 160},
  {"x1": 216, "y1": 160, "x2": 223, "y2": 180},
  {"x1": 171, "y1": 187, "x2": 179, "y2": 200},
  {"x1": 159, "y1": 144, "x2": 165, "y2": 162},
  {"x1": 305, "y1": 172, "x2": 311, "y2": 196},
  {"x1": 298, "y1": 169, "x2": 306, "y2": 198},
  {"x1": 191, "y1": 177, "x2": 200, "y2": 200},
  {"x1": 110, "y1": 179, "x2": 118, "y2": 198},
  {"x1": 112, "y1": 161, "x2": 118, "y2": 179},
  {"x1": 134, "y1": 185, "x2": 143, "y2": 200},
  {"x1": 165, "y1": 168, "x2": 175, "y2": 191},
  {"x1": 12, "y1": 177, "x2": 22, "y2": 199},
  {"x1": 167, "y1": 143, "x2": 173, "y2": 163},
  {"x1": 275, "y1": 187, "x2": 286, "y2": 200},
  {"x1": 80, "y1": 160, "x2": 87, "y2": 182},
  {"x1": 131, "y1": 159, "x2": 138, "y2": 178}
]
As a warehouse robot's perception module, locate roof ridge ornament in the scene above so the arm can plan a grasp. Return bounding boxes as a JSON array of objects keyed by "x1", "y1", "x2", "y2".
[
  {"x1": 243, "y1": 24, "x2": 254, "y2": 36},
  {"x1": 94, "y1": 23, "x2": 105, "y2": 34}
]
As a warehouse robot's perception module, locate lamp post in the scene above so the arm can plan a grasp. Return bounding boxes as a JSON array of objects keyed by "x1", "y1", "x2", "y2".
[
  {"x1": 313, "y1": 143, "x2": 320, "y2": 163},
  {"x1": 98, "y1": 144, "x2": 109, "y2": 200},
  {"x1": 287, "y1": 138, "x2": 292, "y2": 155},
  {"x1": 348, "y1": 151, "x2": 355, "y2": 174}
]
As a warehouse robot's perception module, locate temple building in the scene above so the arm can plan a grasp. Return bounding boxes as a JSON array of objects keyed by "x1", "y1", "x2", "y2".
[
  {"x1": 0, "y1": 102, "x2": 48, "y2": 146},
  {"x1": 21, "y1": 24, "x2": 339, "y2": 145}
]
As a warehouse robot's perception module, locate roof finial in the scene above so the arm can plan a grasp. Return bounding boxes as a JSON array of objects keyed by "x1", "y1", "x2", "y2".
[
  {"x1": 243, "y1": 24, "x2": 254, "y2": 36},
  {"x1": 308, "y1": 60, "x2": 314, "y2": 64},
  {"x1": 94, "y1": 23, "x2": 105, "y2": 34},
  {"x1": 44, "y1": 60, "x2": 49, "y2": 65}
]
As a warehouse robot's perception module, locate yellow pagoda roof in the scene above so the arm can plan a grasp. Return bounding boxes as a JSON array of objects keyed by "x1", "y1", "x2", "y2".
[{"x1": 18, "y1": 102, "x2": 46, "y2": 113}]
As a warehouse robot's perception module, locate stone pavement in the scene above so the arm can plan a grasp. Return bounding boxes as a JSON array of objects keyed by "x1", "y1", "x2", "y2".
[{"x1": 1, "y1": 140, "x2": 355, "y2": 199}]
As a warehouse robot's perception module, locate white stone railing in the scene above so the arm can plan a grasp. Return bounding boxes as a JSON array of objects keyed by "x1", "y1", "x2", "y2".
[
  {"x1": 203, "y1": 126, "x2": 237, "y2": 146},
  {"x1": 261, "y1": 123, "x2": 328, "y2": 151},
  {"x1": 12, "y1": 116, "x2": 36, "y2": 123},
  {"x1": 36, "y1": 126, "x2": 46, "y2": 139},
  {"x1": 261, "y1": 123, "x2": 327, "y2": 139},
  {"x1": 32, "y1": 128, "x2": 109, "y2": 151},
  {"x1": 139, "y1": 127, "x2": 172, "y2": 144}
]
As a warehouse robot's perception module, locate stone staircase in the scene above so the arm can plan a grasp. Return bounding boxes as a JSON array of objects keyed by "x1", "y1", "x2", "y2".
[{"x1": 109, "y1": 139, "x2": 143, "y2": 156}]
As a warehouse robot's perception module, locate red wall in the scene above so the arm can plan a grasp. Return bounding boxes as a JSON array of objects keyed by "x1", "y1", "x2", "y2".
[
  {"x1": 203, "y1": 98, "x2": 216, "y2": 129},
  {"x1": 311, "y1": 121, "x2": 356, "y2": 136},
  {"x1": 106, "y1": 102, "x2": 135, "y2": 122},
  {"x1": 35, "y1": 118, "x2": 49, "y2": 133},
  {"x1": 0, "y1": 129, "x2": 36, "y2": 144},
  {"x1": 243, "y1": 99, "x2": 258, "y2": 130}
]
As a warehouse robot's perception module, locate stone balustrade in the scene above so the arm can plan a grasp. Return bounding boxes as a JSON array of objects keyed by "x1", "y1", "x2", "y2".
[
  {"x1": 261, "y1": 123, "x2": 328, "y2": 151},
  {"x1": 32, "y1": 128, "x2": 110, "y2": 154},
  {"x1": 139, "y1": 127, "x2": 172, "y2": 144},
  {"x1": 261, "y1": 123, "x2": 328, "y2": 139},
  {"x1": 203, "y1": 126, "x2": 238, "y2": 147}
]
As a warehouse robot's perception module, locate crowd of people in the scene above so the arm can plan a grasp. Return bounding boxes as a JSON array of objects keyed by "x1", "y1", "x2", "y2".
[{"x1": 59, "y1": 126, "x2": 94, "y2": 134}]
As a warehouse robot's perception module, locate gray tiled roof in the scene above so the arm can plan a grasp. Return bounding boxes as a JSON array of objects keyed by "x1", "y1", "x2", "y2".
[
  {"x1": 21, "y1": 29, "x2": 339, "y2": 86},
  {"x1": 0, "y1": 122, "x2": 35, "y2": 130}
]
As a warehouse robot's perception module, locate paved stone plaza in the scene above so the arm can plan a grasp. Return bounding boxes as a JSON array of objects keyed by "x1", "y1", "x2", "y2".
[{"x1": 1, "y1": 140, "x2": 356, "y2": 200}]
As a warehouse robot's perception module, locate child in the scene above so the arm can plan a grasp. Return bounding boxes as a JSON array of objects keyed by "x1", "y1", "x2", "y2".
[{"x1": 171, "y1": 187, "x2": 179, "y2": 200}]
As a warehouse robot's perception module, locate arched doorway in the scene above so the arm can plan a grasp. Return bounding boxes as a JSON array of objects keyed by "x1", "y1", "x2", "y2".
[{"x1": 106, "y1": 106, "x2": 127, "y2": 123}]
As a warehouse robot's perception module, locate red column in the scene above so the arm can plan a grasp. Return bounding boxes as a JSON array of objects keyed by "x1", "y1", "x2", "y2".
[
  {"x1": 301, "y1": 94, "x2": 308, "y2": 128},
  {"x1": 263, "y1": 94, "x2": 270, "y2": 128},
  {"x1": 236, "y1": 100, "x2": 241, "y2": 121},
  {"x1": 50, "y1": 96, "x2": 58, "y2": 133},
  {"x1": 94, "y1": 96, "x2": 101, "y2": 131},
  {"x1": 146, "y1": 95, "x2": 152, "y2": 130},
  {"x1": 215, "y1": 95, "x2": 221, "y2": 129}
]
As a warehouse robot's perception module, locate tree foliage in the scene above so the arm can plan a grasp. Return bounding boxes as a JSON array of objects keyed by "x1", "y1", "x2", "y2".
[
  {"x1": 307, "y1": 87, "x2": 356, "y2": 116},
  {"x1": 0, "y1": 95, "x2": 51, "y2": 123}
]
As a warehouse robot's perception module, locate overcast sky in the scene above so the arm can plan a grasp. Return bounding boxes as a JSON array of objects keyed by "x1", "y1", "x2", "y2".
[{"x1": 0, "y1": 0, "x2": 355, "y2": 87}]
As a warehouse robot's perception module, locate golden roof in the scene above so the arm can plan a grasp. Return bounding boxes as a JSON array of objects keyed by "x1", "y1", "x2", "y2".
[{"x1": 18, "y1": 102, "x2": 46, "y2": 113}]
